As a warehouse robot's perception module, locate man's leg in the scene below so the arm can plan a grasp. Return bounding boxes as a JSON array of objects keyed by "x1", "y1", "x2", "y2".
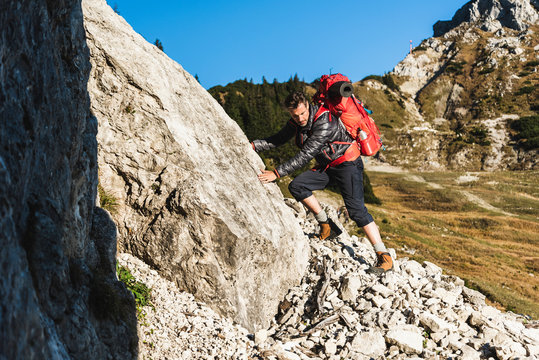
[
  {"x1": 330, "y1": 161, "x2": 393, "y2": 274},
  {"x1": 289, "y1": 170, "x2": 342, "y2": 240},
  {"x1": 300, "y1": 195, "x2": 322, "y2": 215}
]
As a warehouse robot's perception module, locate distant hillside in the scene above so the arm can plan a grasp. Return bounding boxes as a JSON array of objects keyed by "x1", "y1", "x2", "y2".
[{"x1": 209, "y1": 0, "x2": 538, "y2": 172}]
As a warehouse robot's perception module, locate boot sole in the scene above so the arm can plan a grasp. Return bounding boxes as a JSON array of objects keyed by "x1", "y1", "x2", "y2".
[{"x1": 366, "y1": 265, "x2": 394, "y2": 276}]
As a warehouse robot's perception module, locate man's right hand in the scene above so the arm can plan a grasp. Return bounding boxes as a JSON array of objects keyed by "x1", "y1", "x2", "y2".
[{"x1": 258, "y1": 169, "x2": 277, "y2": 184}]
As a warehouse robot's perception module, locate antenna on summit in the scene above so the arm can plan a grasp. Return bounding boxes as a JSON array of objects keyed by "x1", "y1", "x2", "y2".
[{"x1": 329, "y1": 67, "x2": 333, "y2": 75}]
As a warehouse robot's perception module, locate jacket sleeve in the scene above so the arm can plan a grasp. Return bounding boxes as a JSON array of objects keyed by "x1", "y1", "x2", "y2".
[
  {"x1": 252, "y1": 121, "x2": 296, "y2": 152},
  {"x1": 274, "y1": 114, "x2": 332, "y2": 177}
]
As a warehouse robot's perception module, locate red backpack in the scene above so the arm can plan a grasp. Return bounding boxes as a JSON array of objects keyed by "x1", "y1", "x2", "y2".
[{"x1": 313, "y1": 74, "x2": 383, "y2": 165}]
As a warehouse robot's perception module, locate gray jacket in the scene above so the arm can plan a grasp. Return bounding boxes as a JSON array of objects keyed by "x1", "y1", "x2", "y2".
[{"x1": 252, "y1": 103, "x2": 353, "y2": 177}]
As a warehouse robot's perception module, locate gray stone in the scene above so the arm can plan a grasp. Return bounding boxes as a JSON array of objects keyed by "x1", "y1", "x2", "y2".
[
  {"x1": 372, "y1": 295, "x2": 391, "y2": 309},
  {"x1": 502, "y1": 319, "x2": 525, "y2": 336},
  {"x1": 430, "y1": 331, "x2": 448, "y2": 343},
  {"x1": 350, "y1": 330, "x2": 386, "y2": 357},
  {"x1": 460, "y1": 344, "x2": 481, "y2": 360},
  {"x1": 340, "y1": 276, "x2": 362, "y2": 302},
  {"x1": 83, "y1": 0, "x2": 309, "y2": 332},
  {"x1": 493, "y1": 332, "x2": 528, "y2": 359},
  {"x1": 423, "y1": 261, "x2": 443, "y2": 276},
  {"x1": 371, "y1": 283, "x2": 393, "y2": 298},
  {"x1": 325, "y1": 340, "x2": 337, "y2": 355},
  {"x1": 462, "y1": 287, "x2": 486, "y2": 306},
  {"x1": 402, "y1": 260, "x2": 427, "y2": 277},
  {"x1": 522, "y1": 327, "x2": 539, "y2": 343},
  {"x1": 255, "y1": 329, "x2": 268, "y2": 345},
  {"x1": 419, "y1": 312, "x2": 456, "y2": 333},
  {"x1": 434, "y1": 287, "x2": 458, "y2": 306},
  {"x1": 385, "y1": 325, "x2": 424, "y2": 354}
]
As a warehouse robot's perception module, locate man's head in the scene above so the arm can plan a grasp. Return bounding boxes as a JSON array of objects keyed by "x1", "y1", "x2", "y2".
[{"x1": 285, "y1": 91, "x2": 309, "y2": 127}]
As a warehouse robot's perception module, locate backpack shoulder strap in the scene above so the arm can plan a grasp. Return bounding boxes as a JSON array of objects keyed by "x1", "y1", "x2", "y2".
[{"x1": 314, "y1": 106, "x2": 330, "y2": 122}]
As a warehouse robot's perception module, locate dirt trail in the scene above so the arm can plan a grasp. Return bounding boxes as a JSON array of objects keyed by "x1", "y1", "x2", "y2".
[
  {"x1": 365, "y1": 160, "x2": 515, "y2": 216},
  {"x1": 458, "y1": 190, "x2": 514, "y2": 216}
]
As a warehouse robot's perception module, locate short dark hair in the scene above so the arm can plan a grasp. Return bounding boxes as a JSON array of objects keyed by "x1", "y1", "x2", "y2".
[{"x1": 284, "y1": 91, "x2": 307, "y2": 109}]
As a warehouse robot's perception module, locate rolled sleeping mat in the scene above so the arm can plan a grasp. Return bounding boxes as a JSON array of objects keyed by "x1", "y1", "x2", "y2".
[{"x1": 328, "y1": 81, "x2": 354, "y2": 99}]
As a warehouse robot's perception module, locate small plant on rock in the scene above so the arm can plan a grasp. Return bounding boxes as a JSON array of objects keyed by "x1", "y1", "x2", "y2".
[
  {"x1": 116, "y1": 263, "x2": 153, "y2": 319},
  {"x1": 98, "y1": 184, "x2": 118, "y2": 213}
]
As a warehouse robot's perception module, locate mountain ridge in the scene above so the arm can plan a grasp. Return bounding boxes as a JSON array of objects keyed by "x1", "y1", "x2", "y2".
[{"x1": 210, "y1": 0, "x2": 538, "y2": 172}]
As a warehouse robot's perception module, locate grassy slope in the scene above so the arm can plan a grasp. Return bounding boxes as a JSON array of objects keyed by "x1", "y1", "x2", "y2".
[{"x1": 360, "y1": 170, "x2": 539, "y2": 318}]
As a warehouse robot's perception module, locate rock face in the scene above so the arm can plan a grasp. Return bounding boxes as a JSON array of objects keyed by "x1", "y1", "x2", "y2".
[
  {"x1": 434, "y1": 0, "x2": 539, "y2": 36},
  {"x1": 82, "y1": 0, "x2": 309, "y2": 331},
  {"x1": 0, "y1": 0, "x2": 136, "y2": 359}
]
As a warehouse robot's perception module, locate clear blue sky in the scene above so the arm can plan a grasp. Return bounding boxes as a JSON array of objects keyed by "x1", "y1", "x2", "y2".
[{"x1": 105, "y1": 0, "x2": 469, "y2": 89}]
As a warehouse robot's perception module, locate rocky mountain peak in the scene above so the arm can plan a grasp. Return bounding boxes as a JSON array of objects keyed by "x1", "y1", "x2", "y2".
[{"x1": 434, "y1": 0, "x2": 539, "y2": 36}]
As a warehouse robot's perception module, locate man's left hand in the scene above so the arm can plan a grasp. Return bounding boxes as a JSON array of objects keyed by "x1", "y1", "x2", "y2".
[{"x1": 258, "y1": 169, "x2": 277, "y2": 183}]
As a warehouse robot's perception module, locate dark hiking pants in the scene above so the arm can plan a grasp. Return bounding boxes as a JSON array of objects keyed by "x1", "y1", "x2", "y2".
[{"x1": 288, "y1": 159, "x2": 374, "y2": 227}]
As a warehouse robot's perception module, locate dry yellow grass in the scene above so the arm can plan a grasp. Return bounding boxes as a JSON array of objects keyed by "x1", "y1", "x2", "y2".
[
  {"x1": 362, "y1": 171, "x2": 539, "y2": 318},
  {"x1": 279, "y1": 169, "x2": 539, "y2": 317}
]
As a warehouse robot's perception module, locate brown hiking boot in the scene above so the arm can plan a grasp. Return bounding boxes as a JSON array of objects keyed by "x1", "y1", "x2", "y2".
[
  {"x1": 318, "y1": 218, "x2": 342, "y2": 240},
  {"x1": 366, "y1": 251, "x2": 394, "y2": 275}
]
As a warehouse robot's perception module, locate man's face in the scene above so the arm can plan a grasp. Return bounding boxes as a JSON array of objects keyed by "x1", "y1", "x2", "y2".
[{"x1": 289, "y1": 102, "x2": 309, "y2": 127}]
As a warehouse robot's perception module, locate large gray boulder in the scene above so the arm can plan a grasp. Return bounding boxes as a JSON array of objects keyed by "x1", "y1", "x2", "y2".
[
  {"x1": 434, "y1": 0, "x2": 539, "y2": 37},
  {"x1": 0, "y1": 0, "x2": 136, "y2": 358},
  {"x1": 82, "y1": 0, "x2": 310, "y2": 331}
]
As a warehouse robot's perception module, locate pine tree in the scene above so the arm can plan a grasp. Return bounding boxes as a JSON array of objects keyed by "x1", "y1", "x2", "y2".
[{"x1": 154, "y1": 39, "x2": 164, "y2": 52}]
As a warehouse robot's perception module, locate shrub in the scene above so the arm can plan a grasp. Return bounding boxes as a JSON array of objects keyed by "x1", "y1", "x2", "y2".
[
  {"x1": 446, "y1": 61, "x2": 466, "y2": 75},
  {"x1": 154, "y1": 38, "x2": 164, "y2": 51},
  {"x1": 124, "y1": 105, "x2": 135, "y2": 114},
  {"x1": 478, "y1": 67, "x2": 495, "y2": 75},
  {"x1": 511, "y1": 115, "x2": 539, "y2": 150},
  {"x1": 516, "y1": 85, "x2": 536, "y2": 96},
  {"x1": 362, "y1": 75, "x2": 383, "y2": 82},
  {"x1": 465, "y1": 126, "x2": 491, "y2": 146},
  {"x1": 382, "y1": 74, "x2": 400, "y2": 92}
]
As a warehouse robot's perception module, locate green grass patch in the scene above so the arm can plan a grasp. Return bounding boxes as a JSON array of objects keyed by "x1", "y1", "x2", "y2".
[
  {"x1": 117, "y1": 264, "x2": 153, "y2": 319},
  {"x1": 98, "y1": 184, "x2": 119, "y2": 213}
]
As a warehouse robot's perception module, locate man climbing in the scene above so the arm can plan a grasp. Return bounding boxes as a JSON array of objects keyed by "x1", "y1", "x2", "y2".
[{"x1": 252, "y1": 91, "x2": 393, "y2": 275}]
